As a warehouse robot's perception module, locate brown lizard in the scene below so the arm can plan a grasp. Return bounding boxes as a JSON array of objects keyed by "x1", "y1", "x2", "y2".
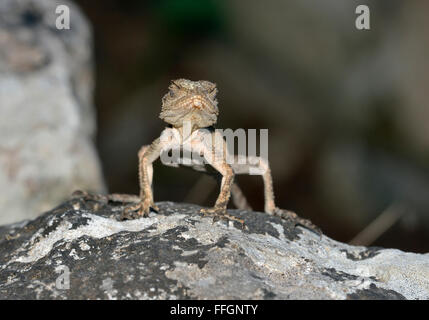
[{"x1": 76, "y1": 79, "x2": 319, "y2": 232}]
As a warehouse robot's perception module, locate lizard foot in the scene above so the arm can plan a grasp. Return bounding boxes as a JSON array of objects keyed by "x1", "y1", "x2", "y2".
[
  {"x1": 272, "y1": 207, "x2": 322, "y2": 235},
  {"x1": 200, "y1": 207, "x2": 245, "y2": 229},
  {"x1": 120, "y1": 200, "x2": 159, "y2": 220}
]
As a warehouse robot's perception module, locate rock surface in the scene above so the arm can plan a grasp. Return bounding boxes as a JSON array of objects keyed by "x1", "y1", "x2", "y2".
[
  {"x1": 0, "y1": 197, "x2": 428, "y2": 300},
  {"x1": 0, "y1": 0, "x2": 105, "y2": 225}
]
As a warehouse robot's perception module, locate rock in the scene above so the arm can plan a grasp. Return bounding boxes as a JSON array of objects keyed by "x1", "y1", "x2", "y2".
[
  {"x1": 0, "y1": 197, "x2": 428, "y2": 300},
  {"x1": 0, "y1": 0, "x2": 105, "y2": 225}
]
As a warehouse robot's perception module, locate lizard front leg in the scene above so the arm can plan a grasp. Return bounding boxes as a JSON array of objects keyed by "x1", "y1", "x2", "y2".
[
  {"x1": 198, "y1": 137, "x2": 245, "y2": 227},
  {"x1": 122, "y1": 138, "x2": 162, "y2": 219},
  {"x1": 200, "y1": 163, "x2": 245, "y2": 226}
]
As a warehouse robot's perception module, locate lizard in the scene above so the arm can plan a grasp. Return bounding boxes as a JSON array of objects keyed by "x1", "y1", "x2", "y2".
[{"x1": 76, "y1": 79, "x2": 319, "y2": 232}]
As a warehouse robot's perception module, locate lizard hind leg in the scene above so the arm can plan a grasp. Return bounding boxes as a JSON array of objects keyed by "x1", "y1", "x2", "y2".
[
  {"x1": 71, "y1": 190, "x2": 140, "y2": 204},
  {"x1": 231, "y1": 182, "x2": 253, "y2": 211},
  {"x1": 271, "y1": 207, "x2": 322, "y2": 235},
  {"x1": 71, "y1": 190, "x2": 148, "y2": 220}
]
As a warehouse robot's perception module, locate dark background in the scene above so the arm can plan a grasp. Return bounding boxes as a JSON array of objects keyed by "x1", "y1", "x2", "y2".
[{"x1": 74, "y1": 0, "x2": 429, "y2": 253}]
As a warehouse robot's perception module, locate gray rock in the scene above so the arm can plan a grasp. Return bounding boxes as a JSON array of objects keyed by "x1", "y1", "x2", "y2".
[
  {"x1": 0, "y1": 0, "x2": 105, "y2": 225},
  {"x1": 0, "y1": 197, "x2": 428, "y2": 299}
]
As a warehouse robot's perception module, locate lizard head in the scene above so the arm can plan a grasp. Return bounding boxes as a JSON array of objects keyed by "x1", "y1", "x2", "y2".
[{"x1": 160, "y1": 79, "x2": 219, "y2": 128}]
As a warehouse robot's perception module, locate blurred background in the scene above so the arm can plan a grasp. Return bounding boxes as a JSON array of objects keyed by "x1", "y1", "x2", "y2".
[{"x1": 1, "y1": 0, "x2": 428, "y2": 253}]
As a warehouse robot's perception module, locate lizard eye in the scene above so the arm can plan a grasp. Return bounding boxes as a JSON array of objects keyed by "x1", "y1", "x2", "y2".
[{"x1": 169, "y1": 91, "x2": 175, "y2": 98}]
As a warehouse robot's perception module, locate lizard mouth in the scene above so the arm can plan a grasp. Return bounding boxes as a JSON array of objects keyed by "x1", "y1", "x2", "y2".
[
  {"x1": 160, "y1": 94, "x2": 219, "y2": 127},
  {"x1": 189, "y1": 96, "x2": 217, "y2": 115}
]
